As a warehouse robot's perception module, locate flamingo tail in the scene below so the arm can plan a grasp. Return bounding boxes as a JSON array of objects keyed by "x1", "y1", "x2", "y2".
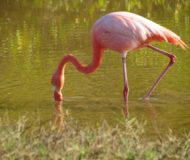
[
  {"x1": 165, "y1": 29, "x2": 189, "y2": 49},
  {"x1": 145, "y1": 25, "x2": 188, "y2": 50},
  {"x1": 155, "y1": 27, "x2": 189, "y2": 50}
]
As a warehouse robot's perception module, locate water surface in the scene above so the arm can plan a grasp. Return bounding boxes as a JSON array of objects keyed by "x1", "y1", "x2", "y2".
[{"x1": 0, "y1": 0, "x2": 190, "y2": 137}]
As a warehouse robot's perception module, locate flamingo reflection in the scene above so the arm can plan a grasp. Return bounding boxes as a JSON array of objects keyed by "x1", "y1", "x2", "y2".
[{"x1": 53, "y1": 101, "x2": 65, "y2": 128}]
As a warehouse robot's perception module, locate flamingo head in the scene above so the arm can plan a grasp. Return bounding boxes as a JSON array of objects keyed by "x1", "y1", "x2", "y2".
[{"x1": 51, "y1": 72, "x2": 64, "y2": 101}]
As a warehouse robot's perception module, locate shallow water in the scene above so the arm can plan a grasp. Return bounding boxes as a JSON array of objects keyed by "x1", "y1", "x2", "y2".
[{"x1": 0, "y1": 0, "x2": 190, "y2": 137}]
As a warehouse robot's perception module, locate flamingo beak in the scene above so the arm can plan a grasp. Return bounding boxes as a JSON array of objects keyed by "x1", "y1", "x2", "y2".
[
  {"x1": 54, "y1": 90, "x2": 63, "y2": 101},
  {"x1": 52, "y1": 84, "x2": 63, "y2": 101}
]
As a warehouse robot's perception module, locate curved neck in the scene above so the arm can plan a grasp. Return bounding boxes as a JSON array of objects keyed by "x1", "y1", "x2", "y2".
[{"x1": 56, "y1": 44, "x2": 104, "y2": 75}]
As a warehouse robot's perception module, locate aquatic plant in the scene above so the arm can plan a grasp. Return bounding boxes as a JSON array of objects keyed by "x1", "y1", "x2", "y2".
[{"x1": 0, "y1": 116, "x2": 190, "y2": 160}]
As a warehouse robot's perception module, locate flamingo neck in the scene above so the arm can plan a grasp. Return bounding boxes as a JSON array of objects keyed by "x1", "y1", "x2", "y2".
[
  {"x1": 52, "y1": 38, "x2": 104, "y2": 101},
  {"x1": 56, "y1": 45, "x2": 104, "y2": 76}
]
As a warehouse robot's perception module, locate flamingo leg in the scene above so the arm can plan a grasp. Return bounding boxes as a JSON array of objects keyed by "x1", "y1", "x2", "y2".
[
  {"x1": 144, "y1": 44, "x2": 176, "y2": 100},
  {"x1": 122, "y1": 54, "x2": 129, "y2": 104}
]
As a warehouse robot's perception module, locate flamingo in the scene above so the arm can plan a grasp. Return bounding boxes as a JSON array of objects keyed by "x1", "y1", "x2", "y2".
[{"x1": 51, "y1": 12, "x2": 187, "y2": 106}]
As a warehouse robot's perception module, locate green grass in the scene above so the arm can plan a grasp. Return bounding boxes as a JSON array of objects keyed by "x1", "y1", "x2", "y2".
[{"x1": 0, "y1": 116, "x2": 190, "y2": 160}]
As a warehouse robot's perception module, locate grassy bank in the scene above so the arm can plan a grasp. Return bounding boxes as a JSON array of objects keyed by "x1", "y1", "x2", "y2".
[{"x1": 0, "y1": 116, "x2": 190, "y2": 160}]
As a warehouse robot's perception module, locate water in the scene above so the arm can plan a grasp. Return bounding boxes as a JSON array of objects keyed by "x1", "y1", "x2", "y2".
[{"x1": 0, "y1": 0, "x2": 190, "y2": 136}]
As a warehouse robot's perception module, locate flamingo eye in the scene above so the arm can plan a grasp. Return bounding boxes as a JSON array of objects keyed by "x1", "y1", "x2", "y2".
[{"x1": 104, "y1": 30, "x2": 110, "y2": 34}]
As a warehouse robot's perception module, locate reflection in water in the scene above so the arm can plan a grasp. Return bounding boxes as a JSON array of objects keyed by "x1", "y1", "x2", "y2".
[
  {"x1": 124, "y1": 99, "x2": 163, "y2": 139},
  {"x1": 53, "y1": 101, "x2": 65, "y2": 128},
  {"x1": 143, "y1": 100, "x2": 161, "y2": 139},
  {"x1": 123, "y1": 102, "x2": 129, "y2": 118}
]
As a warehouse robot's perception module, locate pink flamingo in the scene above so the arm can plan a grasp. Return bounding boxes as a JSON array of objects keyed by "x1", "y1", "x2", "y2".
[{"x1": 51, "y1": 12, "x2": 187, "y2": 105}]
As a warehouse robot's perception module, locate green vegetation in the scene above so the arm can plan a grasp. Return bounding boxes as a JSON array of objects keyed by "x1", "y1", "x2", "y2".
[{"x1": 0, "y1": 117, "x2": 190, "y2": 160}]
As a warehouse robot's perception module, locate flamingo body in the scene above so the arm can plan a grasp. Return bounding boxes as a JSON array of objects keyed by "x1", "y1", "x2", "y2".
[
  {"x1": 52, "y1": 12, "x2": 187, "y2": 107},
  {"x1": 93, "y1": 12, "x2": 186, "y2": 53}
]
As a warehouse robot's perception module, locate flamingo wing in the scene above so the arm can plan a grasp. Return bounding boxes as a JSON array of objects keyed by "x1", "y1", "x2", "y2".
[{"x1": 93, "y1": 12, "x2": 188, "y2": 52}]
